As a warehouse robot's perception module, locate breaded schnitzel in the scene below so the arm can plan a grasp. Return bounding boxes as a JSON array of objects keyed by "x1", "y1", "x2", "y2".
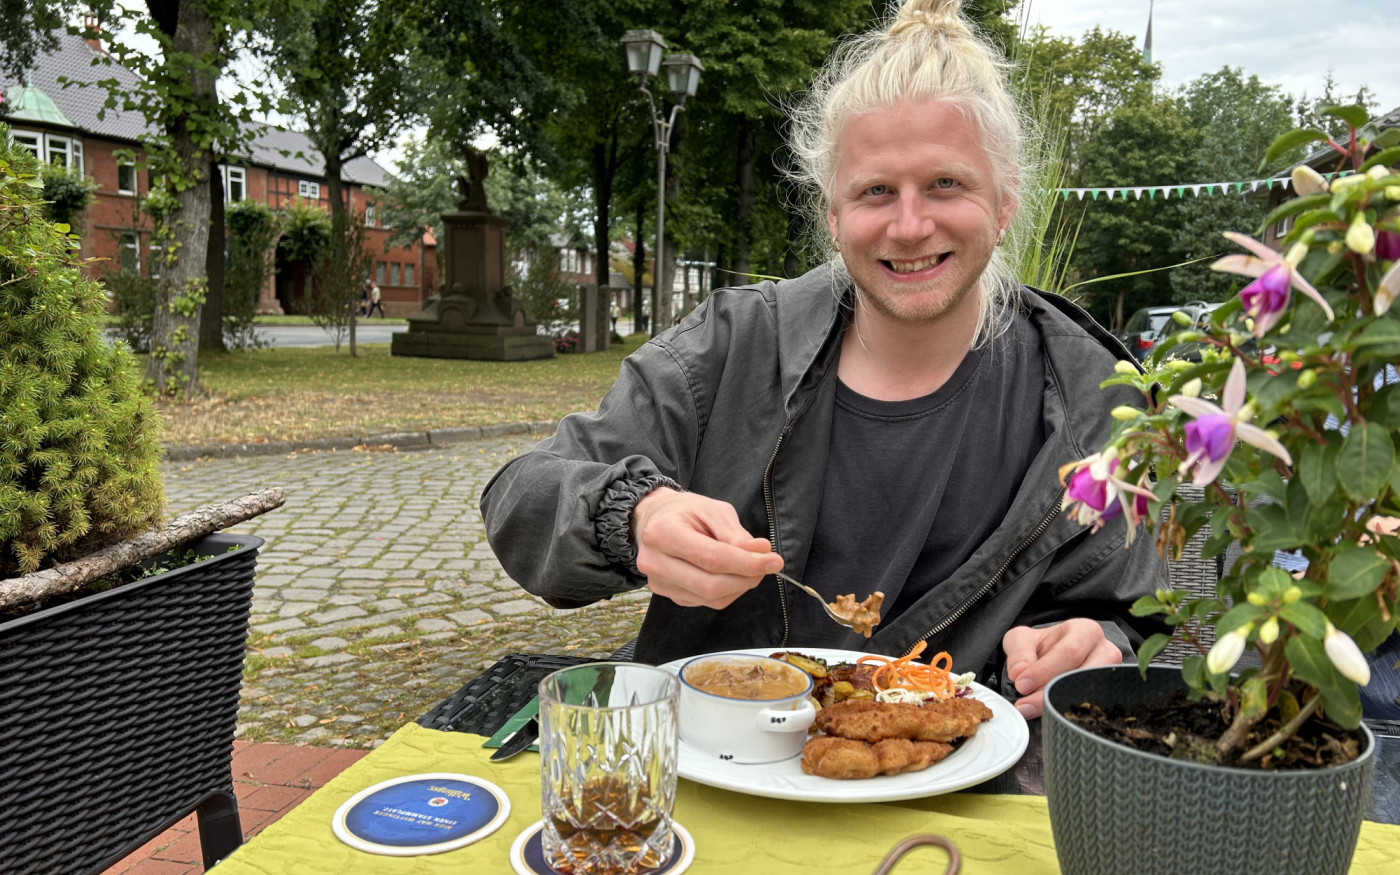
[
  {"x1": 814, "y1": 696, "x2": 993, "y2": 743},
  {"x1": 801, "y1": 736, "x2": 955, "y2": 779}
]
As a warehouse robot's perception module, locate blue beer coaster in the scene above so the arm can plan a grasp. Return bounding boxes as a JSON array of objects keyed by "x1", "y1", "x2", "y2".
[
  {"x1": 509, "y1": 819, "x2": 694, "y2": 875},
  {"x1": 331, "y1": 772, "x2": 510, "y2": 856}
]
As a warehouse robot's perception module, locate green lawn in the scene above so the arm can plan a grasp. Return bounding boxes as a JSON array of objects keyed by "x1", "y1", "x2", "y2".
[{"x1": 156, "y1": 335, "x2": 645, "y2": 447}]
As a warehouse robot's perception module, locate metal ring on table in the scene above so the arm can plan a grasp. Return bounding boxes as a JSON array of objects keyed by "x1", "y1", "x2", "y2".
[{"x1": 870, "y1": 834, "x2": 961, "y2": 875}]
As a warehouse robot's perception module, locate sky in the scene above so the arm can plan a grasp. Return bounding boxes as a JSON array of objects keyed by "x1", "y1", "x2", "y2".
[{"x1": 1025, "y1": 0, "x2": 1400, "y2": 115}]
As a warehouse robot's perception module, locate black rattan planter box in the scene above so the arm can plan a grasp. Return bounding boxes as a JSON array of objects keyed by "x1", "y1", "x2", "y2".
[{"x1": 0, "y1": 532, "x2": 262, "y2": 874}]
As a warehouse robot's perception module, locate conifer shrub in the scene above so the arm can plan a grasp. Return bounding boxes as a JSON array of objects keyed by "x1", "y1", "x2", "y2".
[{"x1": 0, "y1": 127, "x2": 164, "y2": 577}]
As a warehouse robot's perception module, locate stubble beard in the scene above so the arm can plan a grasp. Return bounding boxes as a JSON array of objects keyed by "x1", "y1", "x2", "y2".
[{"x1": 847, "y1": 257, "x2": 986, "y2": 328}]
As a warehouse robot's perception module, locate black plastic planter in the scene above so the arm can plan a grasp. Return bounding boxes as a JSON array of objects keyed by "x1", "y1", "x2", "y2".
[
  {"x1": 0, "y1": 533, "x2": 262, "y2": 874},
  {"x1": 1043, "y1": 664, "x2": 1374, "y2": 875}
]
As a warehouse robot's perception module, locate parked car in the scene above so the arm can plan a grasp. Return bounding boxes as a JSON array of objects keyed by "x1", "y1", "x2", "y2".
[{"x1": 1118, "y1": 301, "x2": 1220, "y2": 361}]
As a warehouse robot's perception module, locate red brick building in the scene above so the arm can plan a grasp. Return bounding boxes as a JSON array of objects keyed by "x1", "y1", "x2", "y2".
[{"x1": 1, "y1": 31, "x2": 434, "y2": 318}]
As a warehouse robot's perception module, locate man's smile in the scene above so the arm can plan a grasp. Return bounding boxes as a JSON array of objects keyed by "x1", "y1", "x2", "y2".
[{"x1": 881, "y1": 252, "x2": 951, "y2": 274}]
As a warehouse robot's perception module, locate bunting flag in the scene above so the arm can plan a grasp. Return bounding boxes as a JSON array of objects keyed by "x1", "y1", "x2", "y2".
[{"x1": 1054, "y1": 169, "x2": 1355, "y2": 202}]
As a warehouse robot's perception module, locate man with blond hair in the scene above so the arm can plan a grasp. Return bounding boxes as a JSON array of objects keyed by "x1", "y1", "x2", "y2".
[{"x1": 482, "y1": 0, "x2": 1165, "y2": 718}]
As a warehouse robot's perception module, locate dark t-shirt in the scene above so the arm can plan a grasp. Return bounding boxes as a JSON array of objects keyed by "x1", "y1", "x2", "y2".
[{"x1": 796, "y1": 312, "x2": 1046, "y2": 649}]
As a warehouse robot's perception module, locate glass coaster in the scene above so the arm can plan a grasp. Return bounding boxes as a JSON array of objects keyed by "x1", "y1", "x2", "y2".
[{"x1": 509, "y1": 819, "x2": 694, "y2": 875}]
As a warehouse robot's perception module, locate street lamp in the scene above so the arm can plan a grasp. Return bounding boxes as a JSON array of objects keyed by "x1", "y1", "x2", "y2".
[{"x1": 622, "y1": 29, "x2": 702, "y2": 335}]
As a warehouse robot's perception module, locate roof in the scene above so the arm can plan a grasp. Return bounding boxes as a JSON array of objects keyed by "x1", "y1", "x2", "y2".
[
  {"x1": 2, "y1": 80, "x2": 77, "y2": 129},
  {"x1": 0, "y1": 30, "x2": 390, "y2": 188},
  {"x1": 0, "y1": 32, "x2": 146, "y2": 142},
  {"x1": 1298, "y1": 104, "x2": 1400, "y2": 169}
]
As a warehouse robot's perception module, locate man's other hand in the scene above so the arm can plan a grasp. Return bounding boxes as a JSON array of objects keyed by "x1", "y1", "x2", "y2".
[
  {"x1": 1002, "y1": 619, "x2": 1124, "y2": 719},
  {"x1": 633, "y1": 488, "x2": 783, "y2": 609}
]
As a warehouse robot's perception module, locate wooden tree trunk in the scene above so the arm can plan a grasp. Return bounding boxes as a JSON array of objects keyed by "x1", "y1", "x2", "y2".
[
  {"x1": 733, "y1": 118, "x2": 756, "y2": 283},
  {"x1": 145, "y1": 0, "x2": 216, "y2": 396},
  {"x1": 0, "y1": 488, "x2": 286, "y2": 611}
]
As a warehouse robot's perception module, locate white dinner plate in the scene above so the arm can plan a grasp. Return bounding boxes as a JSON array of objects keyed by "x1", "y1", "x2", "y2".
[{"x1": 657, "y1": 647, "x2": 1029, "y2": 803}]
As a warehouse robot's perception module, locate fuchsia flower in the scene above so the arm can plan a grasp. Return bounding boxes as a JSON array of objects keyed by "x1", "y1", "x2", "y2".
[
  {"x1": 1169, "y1": 359, "x2": 1292, "y2": 487},
  {"x1": 1376, "y1": 229, "x2": 1400, "y2": 262},
  {"x1": 1060, "y1": 452, "x2": 1155, "y2": 540},
  {"x1": 1211, "y1": 232, "x2": 1335, "y2": 338}
]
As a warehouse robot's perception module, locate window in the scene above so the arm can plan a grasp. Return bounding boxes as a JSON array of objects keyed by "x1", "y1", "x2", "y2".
[
  {"x1": 404, "y1": 264, "x2": 414, "y2": 287},
  {"x1": 375, "y1": 261, "x2": 386, "y2": 284},
  {"x1": 12, "y1": 131, "x2": 41, "y2": 158},
  {"x1": 148, "y1": 242, "x2": 162, "y2": 280},
  {"x1": 297, "y1": 180, "x2": 320, "y2": 199},
  {"x1": 221, "y1": 165, "x2": 245, "y2": 203},
  {"x1": 8, "y1": 131, "x2": 82, "y2": 172},
  {"x1": 389, "y1": 263, "x2": 400, "y2": 286},
  {"x1": 365, "y1": 205, "x2": 376, "y2": 227},
  {"x1": 117, "y1": 161, "x2": 137, "y2": 195},
  {"x1": 119, "y1": 232, "x2": 139, "y2": 273}
]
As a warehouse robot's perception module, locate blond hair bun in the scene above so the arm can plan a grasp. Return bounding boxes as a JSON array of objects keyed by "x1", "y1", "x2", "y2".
[{"x1": 888, "y1": 0, "x2": 972, "y2": 40}]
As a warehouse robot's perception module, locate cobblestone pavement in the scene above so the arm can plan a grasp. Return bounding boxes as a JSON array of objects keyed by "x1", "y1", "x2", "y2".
[{"x1": 162, "y1": 431, "x2": 648, "y2": 749}]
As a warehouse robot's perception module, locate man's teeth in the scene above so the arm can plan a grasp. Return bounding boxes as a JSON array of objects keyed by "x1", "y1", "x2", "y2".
[{"x1": 887, "y1": 255, "x2": 944, "y2": 273}]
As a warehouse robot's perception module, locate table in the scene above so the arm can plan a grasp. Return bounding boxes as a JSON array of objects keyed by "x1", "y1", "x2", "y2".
[{"x1": 212, "y1": 655, "x2": 1400, "y2": 874}]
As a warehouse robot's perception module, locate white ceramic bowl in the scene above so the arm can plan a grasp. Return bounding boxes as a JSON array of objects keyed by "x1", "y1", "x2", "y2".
[{"x1": 677, "y1": 654, "x2": 817, "y2": 764}]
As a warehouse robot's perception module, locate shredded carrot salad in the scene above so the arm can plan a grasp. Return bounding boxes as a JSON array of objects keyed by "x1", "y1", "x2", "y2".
[{"x1": 858, "y1": 641, "x2": 956, "y2": 700}]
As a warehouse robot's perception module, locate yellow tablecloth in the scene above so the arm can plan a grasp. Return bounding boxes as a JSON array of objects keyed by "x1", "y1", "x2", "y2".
[{"x1": 215, "y1": 722, "x2": 1400, "y2": 875}]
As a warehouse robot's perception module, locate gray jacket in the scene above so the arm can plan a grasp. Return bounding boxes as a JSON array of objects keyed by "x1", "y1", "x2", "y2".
[{"x1": 481, "y1": 265, "x2": 1168, "y2": 676}]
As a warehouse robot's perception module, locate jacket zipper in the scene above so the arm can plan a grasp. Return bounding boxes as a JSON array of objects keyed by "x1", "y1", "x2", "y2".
[
  {"x1": 762, "y1": 430, "x2": 789, "y2": 645},
  {"x1": 903, "y1": 502, "x2": 1062, "y2": 657}
]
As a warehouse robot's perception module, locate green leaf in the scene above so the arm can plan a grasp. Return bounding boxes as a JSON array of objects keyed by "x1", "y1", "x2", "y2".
[
  {"x1": 1318, "y1": 680, "x2": 1363, "y2": 729},
  {"x1": 1327, "y1": 544, "x2": 1389, "y2": 601},
  {"x1": 1284, "y1": 634, "x2": 1336, "y2": 689},
  {"x1": 1242, "y1": 503, "x2": 1305, "y2": 553},
  {"x1": 1371, "y1": 386, "x2": 1400, "y2": 428},
  {"x1": 1264, "y1": 129, "x2": 1330, "y2": 167},
  {"x1": 1336, "y1": 424, "x2": 1396, "y2": 501},
  {"x1": 1361, "y1": 146, "x2": 1400, "y2": 173},
  {"x1": 1217, "y1": 602, "x2": 1264, "y2": 636},
  {"x1": 1345, "y1": 319, "x2": 1400, "y2": 352},
  {"x1": 1137, "y1": 633, "x2": 1172, "y2": 672},
  {"x1": 1296, "y1": 439, "x2": 1339, "y2": 504},
  {"x1": 1181, "y1": 655, "x2": 1208, "y2": 691},
  {"x1": 1319, "y1": 104, "x2": 1369, "y2": 129},
  {"x1": 1131, "y1": 595, "x2": 1170, "y2": 617},
  {"x1": 1328, "y1": 595, "x2": 1395, "y2": 652},
  {"x1": 1279, "y1": 600, "x2": 1328, "y2": 639},
  {"x1": 1240, "y1": 676, "x2": 1270, "y2": 721},
  {"x1": 1259, "y1": 194, "x2": 1333, "y2": 236}
]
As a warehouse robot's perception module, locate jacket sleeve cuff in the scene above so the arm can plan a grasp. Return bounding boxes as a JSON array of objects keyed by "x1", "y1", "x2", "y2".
[{"x1": 595, "y1": 474, "x2": 684, "y2": 571}]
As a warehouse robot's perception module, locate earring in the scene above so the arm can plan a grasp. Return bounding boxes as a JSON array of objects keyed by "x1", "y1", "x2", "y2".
[{"x1": 996, "y1": 228, "x2": 1006, "y2": 246}]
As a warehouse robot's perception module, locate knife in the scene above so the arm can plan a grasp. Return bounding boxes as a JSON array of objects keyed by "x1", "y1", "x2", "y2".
[{"x1": 490, "y1": 716, "x2": 540, "y2": 761}]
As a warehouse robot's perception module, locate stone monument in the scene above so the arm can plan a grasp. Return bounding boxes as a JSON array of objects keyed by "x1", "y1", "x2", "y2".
[{"x1": 391, "y1": 153, "x2": 554, "y2": 361}]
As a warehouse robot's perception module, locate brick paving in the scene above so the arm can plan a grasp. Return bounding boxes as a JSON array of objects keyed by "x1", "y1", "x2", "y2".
[{"x1": 102, "y1": 428, "x2": 649, "y2": 872}]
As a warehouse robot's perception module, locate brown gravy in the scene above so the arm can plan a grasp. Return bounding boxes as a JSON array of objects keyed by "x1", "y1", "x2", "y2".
[{"x1": 686, "y1": 659, "x2": 809, "y2": 700}]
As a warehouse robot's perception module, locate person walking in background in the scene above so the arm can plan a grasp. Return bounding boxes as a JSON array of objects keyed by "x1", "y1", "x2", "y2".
[
  {"x1": 366, "y1": 281, "x2": 385, "y2": 318},
  {"x1": 357, "y1": 282, "x2": 370, "y2": 317},
  {"x1": 611, "y1": 299, "x2": 621, "y2": 333},
  {"x1": 640, "y1": 296, "x2": 651, "y2": 334}
]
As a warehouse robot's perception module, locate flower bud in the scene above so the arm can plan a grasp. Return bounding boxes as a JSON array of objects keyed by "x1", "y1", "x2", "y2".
[
  {"x1": 1237, "y1": 401, "x2": 1257, "y2": 422},
  {"x1": 1246, "y1": 591, "x2": 1268, "y2": 607},
  {"x1": 1387, "y1": 185, "x2": 1400, "y2": 201},
  {"x1": 1332, "y1": 173, "x2": 1364, "y2": 193},
  {"x1": 1258, "y1": 616, "x2": 1280, "y2": 645},
  {"x1": 1284, "y1": 241, "x2": 1309, "y2": 267},
  {"x1": 1292, "y1": 165, "x2": 1328, "y2": 196},
  {"x1": 1283, "y1": 585, "x2": 1303, "y2": 604},
  {"x1": 1296, "y1": 369, "x2": 1317, "y2": 389},
  {"x1": 1180, "y1": 377, "x2": 1202, "y2": 398},
  {"x1": 1367, "y1": 164, "x2": 1391, "y2": 181},
  {"x1": 1114, "y1": 359, "x2": 1138, "y2": 375},
  {"x1": 1327, "y1": 240, "x2": 1345, "y2": 255},
  {"x1": 1172, "y1": 309, "x2": 1193, "y2": 326},
  {"x1": 1165, "y1": 359, "x2": 1194, "y2": 372},
  {"x1": 1110, "y1": 405, "x2": 1140, "y2": 421},
  {"x1": 1347, "y1": 215, "x2": 1376, "y2": 254},
  {"x1": 1207, "y1": 626, "x2": 1250, "y2": 675},
  {"x1": 1324, "y1": 623, "x2": 1371, "y2": 685}
]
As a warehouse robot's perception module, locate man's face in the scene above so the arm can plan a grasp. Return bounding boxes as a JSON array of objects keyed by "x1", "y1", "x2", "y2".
[{"x1": 827, "y1": 99, "x2": 1015, "y2": 326}]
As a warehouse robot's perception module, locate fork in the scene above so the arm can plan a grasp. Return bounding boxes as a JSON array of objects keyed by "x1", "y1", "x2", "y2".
[{"x1": 773, "y1": 570, "x2": 861, "y2": 631}]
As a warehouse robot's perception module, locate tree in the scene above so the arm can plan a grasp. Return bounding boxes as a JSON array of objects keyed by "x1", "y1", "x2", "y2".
[
  {"x1": 1168, "y1": 68, "x2": 1297, "y2": 304},
  {"x1": 2, "y1": 1, "x2": 276, "y2": 396},
  {"x1": 1072, "y1": 97, "x2": 1197, "y2": 329},
  {"x1": 257, "y1": 0, "x2": 421, "y2": 355}
]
